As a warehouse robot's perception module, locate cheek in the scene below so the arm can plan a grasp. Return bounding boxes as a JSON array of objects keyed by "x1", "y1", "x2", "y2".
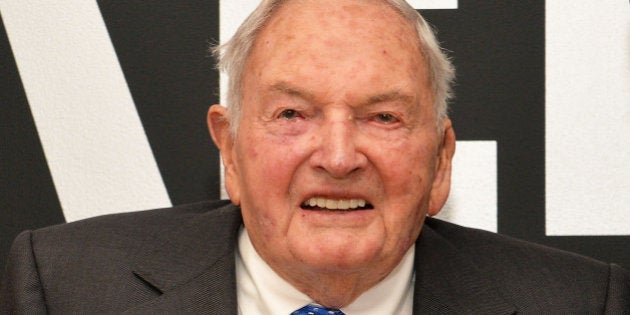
[
  {"x1": 381, "y1": 141, "x2": 434, "y2": 188},
  {"x1": 380, "y1": 146, "x2": 433, "y2": 248},
  {"x1": 377, "y1": 139, "x2": 437, "y2": 229},
  {"x1": 261, "y1": 139, "x2": 305, "y2": 182},
  {"x1": 237, "y1": 131, "x2": 312, "y2": 198},
  {"x1": 236, "y1": 133, "x2": 314, "y2": 249}
]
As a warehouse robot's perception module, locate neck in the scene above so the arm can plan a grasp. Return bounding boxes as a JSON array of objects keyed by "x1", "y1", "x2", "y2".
[
  {"x1": 279, "y1": 267, "x2": 390, "y2": 307},
  {"x1": 265, "y1": 251, "x2": 412, "y2": 308}
]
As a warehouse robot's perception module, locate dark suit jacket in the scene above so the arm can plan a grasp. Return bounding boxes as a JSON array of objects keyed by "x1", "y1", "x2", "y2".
[{"x1": 1, "y1": 200, "x2": 628, "y2": 314}]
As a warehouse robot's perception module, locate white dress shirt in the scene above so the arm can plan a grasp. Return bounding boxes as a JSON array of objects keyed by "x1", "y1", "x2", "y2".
[{"x1": 236, "y1": 227, "x2": 414, "y2": 314}]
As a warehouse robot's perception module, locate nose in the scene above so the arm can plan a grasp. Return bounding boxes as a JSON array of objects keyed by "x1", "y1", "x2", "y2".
[{"x1": 310, "y1": 116, "x2": 367, "y2": 178}]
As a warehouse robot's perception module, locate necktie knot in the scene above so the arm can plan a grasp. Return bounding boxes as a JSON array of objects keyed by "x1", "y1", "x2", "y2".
[{"x1": 291, "y1": 303, "x2": 345, "y2": 315}]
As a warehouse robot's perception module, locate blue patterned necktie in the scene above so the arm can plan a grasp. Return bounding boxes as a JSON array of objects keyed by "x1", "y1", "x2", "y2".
[{"x1": 291, "y1": 304, "x2": 345, "y2": 315}]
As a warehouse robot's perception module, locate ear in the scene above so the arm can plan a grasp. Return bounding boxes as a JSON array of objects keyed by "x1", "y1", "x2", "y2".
[
  {"x1": 427, "y1": 119, "x2": 456, "y2": 216},
  {"x1": 207, "y1": 104, "x2": 241, "y2": 205}
]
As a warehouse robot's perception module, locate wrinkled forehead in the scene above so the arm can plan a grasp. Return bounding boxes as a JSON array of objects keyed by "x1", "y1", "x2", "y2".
[
  {"x1": 245, "y1": 0, "x2": 428, "y2": 89},
  {"x1": 261, "y1": 0, "x2": 421, "y2": 50}
]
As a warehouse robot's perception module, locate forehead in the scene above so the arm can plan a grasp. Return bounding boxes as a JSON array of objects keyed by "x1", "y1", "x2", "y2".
[
  {"x1": 243, "y1": 0, "x2": 428, "y2": 103},
  {"x1": 268, "y1": 0, "x2": 412, "y2": 32},
  {"x1": 260, "y1": 0, "x2": 420, "y2": 54}
]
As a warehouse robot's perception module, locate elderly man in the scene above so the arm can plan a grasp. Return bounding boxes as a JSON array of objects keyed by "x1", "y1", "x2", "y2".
[{"x1": 1, "y1": 0, "x2": 628, "y2": 314}]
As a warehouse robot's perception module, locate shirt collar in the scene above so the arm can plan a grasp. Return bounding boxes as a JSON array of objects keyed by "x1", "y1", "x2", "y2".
[{"x1": 236, "y1": 226, "x2": 414, "y2": 315}]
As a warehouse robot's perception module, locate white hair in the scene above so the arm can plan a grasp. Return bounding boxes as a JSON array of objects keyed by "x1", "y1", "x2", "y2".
[{"x1": 212, "y1": 0, "x2": 455, "y2": 135}]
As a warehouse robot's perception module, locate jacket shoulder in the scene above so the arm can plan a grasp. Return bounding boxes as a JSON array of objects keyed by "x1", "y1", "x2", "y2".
[
  {"x1": 424, "y1": 217, "x2": 630, "y2": 313},
  {"x1": 4, "y1": 200, "x2": 240, "y2": 313},
  {"x1": 28, "y1": 199, "x2": 239, "y2": 269}
]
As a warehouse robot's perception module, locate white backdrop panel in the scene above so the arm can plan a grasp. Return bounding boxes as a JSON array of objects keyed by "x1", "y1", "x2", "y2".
[
  {"x1": 437, "y1": 141, "x2": 497, "y2": 232},
  {"x1": 545, "y1": 0, "x2": 630, "y2": 235},
  {"x1": 0, "y1": 1, "x2": 171, "y2": 222}
]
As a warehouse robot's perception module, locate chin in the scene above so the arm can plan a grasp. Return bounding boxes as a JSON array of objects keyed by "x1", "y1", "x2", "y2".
[{"x1": 290, "y1": 237, "x2": 389, "y2": 272}]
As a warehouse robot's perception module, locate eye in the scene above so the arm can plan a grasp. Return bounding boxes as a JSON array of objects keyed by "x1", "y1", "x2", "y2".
[
  {"x1": 278, "y1": 109, "x2": 301, "y2": 120},
  {"x1": 373, "y1": 112, "x2": 399, "y2": 124}
]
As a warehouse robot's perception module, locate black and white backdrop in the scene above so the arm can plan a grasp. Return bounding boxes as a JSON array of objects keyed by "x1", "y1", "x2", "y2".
[{"x1": 1, "y1": 0, "x2": 628, "y2": 274}]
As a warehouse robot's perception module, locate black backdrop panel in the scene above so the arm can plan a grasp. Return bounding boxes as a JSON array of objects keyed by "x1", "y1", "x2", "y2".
[
  {"x1": 97, "y1": 1, "x2": 222, "y2": 205},
  {"x1": 422, "y1": 0, "x2": 546, "y2": 243}
]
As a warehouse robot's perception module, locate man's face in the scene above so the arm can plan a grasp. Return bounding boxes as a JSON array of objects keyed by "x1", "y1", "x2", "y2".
[{"x1": 211, "y1": 0, "x2": 454, "y2": 282}]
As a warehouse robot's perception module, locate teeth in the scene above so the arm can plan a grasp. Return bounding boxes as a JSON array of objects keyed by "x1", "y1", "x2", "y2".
[
  {"x1": 303, "y1": 197, "x2": 368, "y2": 210},
  {"x1": 338, "y1": 200, "x2": 350, "y2": 210},
  {"x1": 317, "y1": 198, "x2": 326, "y2": 208}
]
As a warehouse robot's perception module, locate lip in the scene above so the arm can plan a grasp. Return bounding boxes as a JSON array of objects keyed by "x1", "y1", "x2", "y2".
[{"x1": 298, "y1": 201, "x2": 377, "y2": 228}]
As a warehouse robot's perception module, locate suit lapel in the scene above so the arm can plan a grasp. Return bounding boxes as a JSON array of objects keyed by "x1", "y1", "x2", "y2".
[
  {"x1": 126, "y1": 253, "x2": 237, "y2": 314},
  {"x1": 125, "y1": 202, "x2": 242, "y2": 314},
  {"x1": 413, "y1": 220, "x2": 518, "y2": 315}
]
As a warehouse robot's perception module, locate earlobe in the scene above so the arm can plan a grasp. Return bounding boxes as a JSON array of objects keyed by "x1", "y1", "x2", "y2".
[
  {"x1": 207, "y1": 105, "x2": 241, "y2": 204},
  {"x1": 428, "y1": 119, "x2": 456, "y2": 216}
]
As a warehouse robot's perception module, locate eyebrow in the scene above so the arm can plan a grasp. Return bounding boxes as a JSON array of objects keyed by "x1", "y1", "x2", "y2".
[
  {"x1": 365, "y1": 91, "x2": 415, "y2": 106},
  {"x1": 269, "y1": 81, "x2": 415, "y2": 106},
  {"x1": 270, "y1": 82, "x2": 316, "y2": 101}
]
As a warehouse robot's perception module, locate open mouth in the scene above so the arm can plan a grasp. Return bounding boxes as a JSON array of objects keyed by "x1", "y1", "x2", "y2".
[{"x1": 300, "y1": 197, "x2": 374, "y2": 211}]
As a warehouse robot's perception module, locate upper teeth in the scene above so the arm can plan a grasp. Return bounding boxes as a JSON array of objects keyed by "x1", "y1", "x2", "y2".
[{"x1": 303, "y1": 197, "x2": 367, "y2": 210}]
